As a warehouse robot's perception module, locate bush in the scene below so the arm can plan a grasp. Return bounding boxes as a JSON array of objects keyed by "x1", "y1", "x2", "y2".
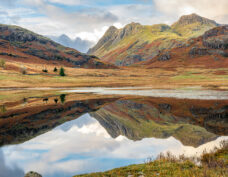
[
  {"x1": 42, "y1": 69, "x2": 48, "y2": 73},
  {"x1": 60, "y1": 94, "x2": 66, "y2": 104},
  {"x1": 0, "y1": 59, "x2": 5, "y2": 69},
  {"x1": 59, "y1": 67, "x2": 65, "y2": 76},
  {"x1": 53, "y1": 67, "x2": 58, "y2": 72}
]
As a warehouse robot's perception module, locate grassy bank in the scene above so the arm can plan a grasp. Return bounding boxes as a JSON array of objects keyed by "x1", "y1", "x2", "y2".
[
  {"x1": 0, "y1": 66, "x2": 228, "y2": 90},
  {"x1": 75, "y1": 141, "x2": 228, "y2": 177}
]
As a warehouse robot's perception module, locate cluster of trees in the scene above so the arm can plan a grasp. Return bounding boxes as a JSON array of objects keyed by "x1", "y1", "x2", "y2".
[
  {"x1": 0, "y1": 58, "x2": 66, "y2": 77},
  {"x1": 42, "y1": 66, "x2": 65, "y2": 76}
]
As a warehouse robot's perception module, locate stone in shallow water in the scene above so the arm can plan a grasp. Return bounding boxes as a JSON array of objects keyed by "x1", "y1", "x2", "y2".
[{"x1": 24, "y1": 171, "x2": 42, "y2": 177}]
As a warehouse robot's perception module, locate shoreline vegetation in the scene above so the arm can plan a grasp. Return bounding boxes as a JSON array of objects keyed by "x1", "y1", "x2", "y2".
[{"x1": 75, "y1": 140, "x2": 228, "y2": 177}]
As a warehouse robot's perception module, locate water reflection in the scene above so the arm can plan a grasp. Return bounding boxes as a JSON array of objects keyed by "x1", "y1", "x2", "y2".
[
  {"x1": 0, "y1": 90, "x2": 227, "y2": 177},
  {"x1": 2, "y1": 114, "x2": 227, "y2": 177}
]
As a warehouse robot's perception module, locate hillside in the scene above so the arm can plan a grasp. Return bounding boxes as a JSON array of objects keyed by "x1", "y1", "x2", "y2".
[
  {"x1": 88, "y1": 13, "x2": 219, "y2": 66},
  {"x1": 140, "y1": 25, "x2": 228, "y2": 68},
  {"x1": 0, "y1": 24, "x2": 116, "y2": 69}
]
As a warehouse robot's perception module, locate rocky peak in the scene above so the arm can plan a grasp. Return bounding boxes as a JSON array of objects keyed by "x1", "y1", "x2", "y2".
[
  {"x1": 105, "y1": 26, "x2": 118, "y2": 35},
  {"x1": 121, "y1": 22, "x2": 141, "y2": 35},
  {"x1": 124, "y1": 22, "x2": 141, "y2": 29},
  {"x1": 172, "y1": 13, "x2": 218, "y2": 26},
  {"x1": 87, "y1": 26, "x2": 118, "y2": 54}
]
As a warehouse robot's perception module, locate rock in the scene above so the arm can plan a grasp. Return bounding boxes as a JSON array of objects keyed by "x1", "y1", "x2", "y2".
[
  {"x1": 158, "y1": 52, "x2": 170, "y2": 61},
  {"x1": 24, "y1": 171, "x2": 42, "y2": 177},
  {"x1": 173, "y1": 13, "x2": 218, "y2": 26},
  {"x1": 159, "y1": 103, "x2": 172, "y2": 112},
  {"x1": 189, "y1": 47, "x2": 208, "y2": 56}
]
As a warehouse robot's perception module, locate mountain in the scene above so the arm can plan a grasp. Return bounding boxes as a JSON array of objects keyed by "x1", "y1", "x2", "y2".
[
  {"x1": 88, "y1": 14, "x2": 219, "y2": 66},
  {"x1": 0, "y1": 24, "x2": 116, "y2": 69},
  {"x1": 140, "y1": 25, "x2": 228, "y2": 68},
  {"x1": 91, "y1": 97, "x2": 228, "y2": 147},
  {"x1": 49, "y1": 34, "x2": 94, "y2": 53}
]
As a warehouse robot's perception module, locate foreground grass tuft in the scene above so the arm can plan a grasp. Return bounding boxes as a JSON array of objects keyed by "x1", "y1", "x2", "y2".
[{"x1": 75, "y1": 141, "x2": 228, "y2": 177}]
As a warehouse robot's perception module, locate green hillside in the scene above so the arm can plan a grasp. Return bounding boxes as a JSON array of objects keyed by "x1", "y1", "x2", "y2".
[{"x1": 88, "y1": 13, "x2": 218, "y2": 66}]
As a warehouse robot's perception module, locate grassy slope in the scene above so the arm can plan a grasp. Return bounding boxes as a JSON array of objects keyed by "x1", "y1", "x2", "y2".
[
  {"x1": 76, "y1": 141, "x2": 228, "y2": 177},
  {"x1": 0, "y1": 24, "x2": 116, "y2": 69},
  {"x1": 137, "y1": 26, "x2": 228, "y2": 69}
]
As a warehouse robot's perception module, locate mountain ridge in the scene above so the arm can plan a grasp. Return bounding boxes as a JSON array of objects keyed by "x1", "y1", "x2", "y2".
[
  {"x1": 88, "y1": 13, "x2": 220, "y2": 66},
  {"x1": 49, "y1": 34, "x2": 94, "y2": 53},
  {"x1": 0, "y1": 24, "x2": 117, "y2": 69}
]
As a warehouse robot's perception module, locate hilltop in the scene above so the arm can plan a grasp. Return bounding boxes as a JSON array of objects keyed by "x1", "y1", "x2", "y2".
[{"x1": 88, "y1": 13, "x2": 219, "y2": 66}]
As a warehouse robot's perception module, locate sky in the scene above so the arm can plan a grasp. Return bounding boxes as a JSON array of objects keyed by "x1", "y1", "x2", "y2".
[{"x1": 0, "y1": 0, "x2": 227, "y2": 46}]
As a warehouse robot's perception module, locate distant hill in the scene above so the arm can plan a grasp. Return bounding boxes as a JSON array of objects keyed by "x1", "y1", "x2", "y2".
[
  {"x1": 0, "y1": 24, "x2": 116, "y2": 69},
  {"x1": 140, "y1": 25, "x2": 228, "y2": 69},
  {"x1": 49, "y1": 34, "x2": 94, "y2": 53},
  {"x1": 88, "y1": 13, "x2": 219, "y2": 66}
]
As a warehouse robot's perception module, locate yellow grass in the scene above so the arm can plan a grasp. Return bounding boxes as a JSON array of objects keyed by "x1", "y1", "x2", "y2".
[{"x1": 0, "y1": 60, "x2": 227, "y2": 90}]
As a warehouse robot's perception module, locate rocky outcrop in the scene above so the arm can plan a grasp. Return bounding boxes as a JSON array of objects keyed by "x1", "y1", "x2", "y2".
[
  {"x1": 24, "y1": 171, "x2": 42, "y2": 177},
  {"x1": 189, "y1": 47, "x2": 209, "y2": 56},
  {"x1": 172, "y1": 13, "x2": 218, "y2": 27},
  {"x1": 0, "y1": 25, "x2": 56, "y2": 46},
  {"x1": 158, "y1": 52, "x2": 171, "y2": 61},
  {"x1": 88, "y1": 26, "x2": 118, "y2": 54}
]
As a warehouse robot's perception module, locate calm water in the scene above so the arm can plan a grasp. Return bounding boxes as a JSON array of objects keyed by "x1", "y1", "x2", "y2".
[{"x1": 0, "y1": 88, "x2": 227, "y2": 177}]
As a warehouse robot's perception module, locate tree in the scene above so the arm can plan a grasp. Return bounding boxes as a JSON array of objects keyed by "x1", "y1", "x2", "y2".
[
  {"x1": 53, "y1": 67, "x2": 58, "y2": 72},
  {"x1": 59, "y1": 67, "x2": 65, "y2": 76},
  {"x1": 60, "y1": 94, "x2": 66, "y2": 104},
  {"x1": 0, "y1": 59, "x2": 5, "y2": 69},
  {"x1": 42, "y1": 69, "x2": 48, "y2": 73}
]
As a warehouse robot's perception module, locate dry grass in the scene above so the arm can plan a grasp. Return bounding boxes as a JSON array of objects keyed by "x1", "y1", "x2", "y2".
[
  {"x1": 0, "y1": 59, "x2": 227, "y2": 90},
  {"x1": 76, "y1": 140, "x2": 228, "y2": 177}
]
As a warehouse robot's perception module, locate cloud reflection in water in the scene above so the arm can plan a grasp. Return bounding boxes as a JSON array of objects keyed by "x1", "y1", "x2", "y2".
[{"x1": 2, "y1": 114, "x2": 227, "y2": 177}]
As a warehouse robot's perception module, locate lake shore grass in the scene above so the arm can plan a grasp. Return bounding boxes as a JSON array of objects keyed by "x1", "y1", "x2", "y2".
[
  {"x1": 0, "y1": 66, "x2": 228, "y2": 90},
  {"x1": 75, "y1": 140, "x2": 228, "y2": 177}
]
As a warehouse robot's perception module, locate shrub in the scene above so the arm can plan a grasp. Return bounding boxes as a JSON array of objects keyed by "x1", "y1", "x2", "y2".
[
  {"x1": 59, "y1": 67, "x2": 65, "y2": 76},
  {"x1": 42, "y1": 69, "x2": 48, "y2": 73},
  {"x1": 53, "y1": 67, "x2": 58, "y2": 72},
  {"x1": 60, "y1": 94, "x2": 66, "y2": 104}
]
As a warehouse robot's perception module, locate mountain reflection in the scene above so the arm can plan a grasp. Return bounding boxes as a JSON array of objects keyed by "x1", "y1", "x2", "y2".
[{"x1": 0, "y1": 92, "x2": 227, "y2": 147}]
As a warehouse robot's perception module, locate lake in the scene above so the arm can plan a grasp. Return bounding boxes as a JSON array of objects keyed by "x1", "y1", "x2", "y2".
[{"x1": 0, "y1": 88, "x2": 227, "y2": 177}]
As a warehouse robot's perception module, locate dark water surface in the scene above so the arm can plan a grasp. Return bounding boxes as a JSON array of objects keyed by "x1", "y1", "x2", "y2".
[{"x1": 0, "y1": 88, "x2": 227, "y2": 177}]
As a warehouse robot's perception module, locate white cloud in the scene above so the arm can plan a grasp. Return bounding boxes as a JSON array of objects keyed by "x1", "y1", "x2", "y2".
[
  {"x1": 154, "y1": 0, "x2": 228, "y2": 24},
  {"x1": 48, "y1": 0, "x2": 85, "y2": 6},
  {"x1": 1, "y1": 0, "x2": 227, "y2": 47}
]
